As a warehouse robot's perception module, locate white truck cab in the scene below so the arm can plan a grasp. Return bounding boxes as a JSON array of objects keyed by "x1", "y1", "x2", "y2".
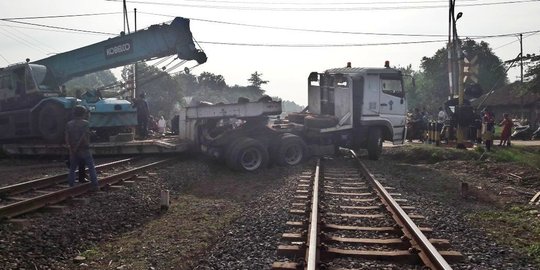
[{"x1": 306, "y1": 62, "x2": 407, "y2": 158}]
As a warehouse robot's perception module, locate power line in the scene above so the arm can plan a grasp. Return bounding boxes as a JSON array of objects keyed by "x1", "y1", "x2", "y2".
[
  {"x1": 493, "y1": 31, "x2": 540, "y2": 50},
  {"x1": 0, "y1": 12, "x2": 123, "y2": 21},
  {"x1": 0, "y1": 28, "x2": 49, "y2": 55},
  {"x1": 1, "y1": 24, "x2": 57, "y2": 53},
  {"x1": 198, "y1": 39, "x2": 447, "y2": 47},
  {"x1": 106, "y1": 0, "x2": 539, "y2": 11},
  {"x1": 0, "y1": 23, "x2": 104, "y2": 35},
  {"x1": 142, "y1": 11, "x2": 540, "y2": 40},
  {"x1": 0, "y1": 19, "x2": 115, "y2": 35},
  {"x1": 0, "y1": 53, "x2": 10, "y2": 64},
  {"x1": 180, "y1": 0, "x2": 480, "y2": 5}
]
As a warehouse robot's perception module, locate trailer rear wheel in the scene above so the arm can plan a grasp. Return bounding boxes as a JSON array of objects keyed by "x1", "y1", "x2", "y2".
[
  {"x1": 38, "y1": 103, "x2": 66, "y2": 143},
  {"x1": 367, "y1": 127, "x2": 383, "y2": 160},
  {"x1": 227, "y1": 137, "x2": 269, "y2": 172},
  {"x1": 275, "y1": 134, "x2": 307, "y2": 166}
]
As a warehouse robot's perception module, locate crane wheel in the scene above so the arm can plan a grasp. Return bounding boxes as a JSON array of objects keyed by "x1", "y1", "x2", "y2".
[
  {"x1": 226, "y1": 137, "x2": 269, "y2": 172},
  {"x1": 38, "y1": 103, "x2": 67, "y2": 143},
  {"x1": 367, "y1": 127, "x2": 383, "y2": 160},
  {"x1": 304, "y1": 115, "x2": 338, "y2": 129}
]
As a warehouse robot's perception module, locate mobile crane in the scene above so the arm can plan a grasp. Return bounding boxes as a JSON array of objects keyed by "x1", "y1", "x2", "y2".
[{"x1": 0, "y1": 17, "x2": 206, "y2": 143}]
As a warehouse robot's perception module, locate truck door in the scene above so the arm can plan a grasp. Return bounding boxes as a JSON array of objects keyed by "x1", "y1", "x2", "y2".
[{"x1": 379, "y1": 74, "x2": 406, "y2": 143}]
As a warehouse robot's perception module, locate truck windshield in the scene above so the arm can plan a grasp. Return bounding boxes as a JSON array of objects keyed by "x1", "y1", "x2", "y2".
[{"x1": 28, "y1": 64, "x2": 55, "y2": 91}]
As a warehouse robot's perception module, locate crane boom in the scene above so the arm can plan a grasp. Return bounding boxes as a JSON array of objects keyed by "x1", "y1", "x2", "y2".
[{"x1": 33, "y1": 17, "x2": 206, "y2": 89}]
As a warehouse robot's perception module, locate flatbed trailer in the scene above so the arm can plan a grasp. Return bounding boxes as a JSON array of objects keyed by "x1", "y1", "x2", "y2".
[{"x1": 2, "y1": 137, "x2": 191, "y2": 156}]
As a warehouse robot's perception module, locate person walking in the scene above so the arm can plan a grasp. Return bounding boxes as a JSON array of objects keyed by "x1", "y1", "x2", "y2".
[
  {"x1": 133, "y1": 92, "x2": 150, "y2": 139},
  {"x1": 499, "y1": 113, "x2": 513, "y2": 146},
  {"x1": 65, "y1": 105, "x2": 99, "y2": 189}
]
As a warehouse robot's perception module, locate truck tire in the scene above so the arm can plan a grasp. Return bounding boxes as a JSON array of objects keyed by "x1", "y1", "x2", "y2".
[
  {"x1": 274, "y1": 134, "x2": 308, "y2": 166},
  {"x1": 38, "y1": 103, "x2": 67, "y2": 143},
  {"x1": 367, "y1": 127, "x2": 383, "y2": 160},
  {"x1": 226, "y1": 137, "x2": 269, "y2": 172},
  {"x1": 304, "y1": 115, "x2": 338, "y2": 129}
]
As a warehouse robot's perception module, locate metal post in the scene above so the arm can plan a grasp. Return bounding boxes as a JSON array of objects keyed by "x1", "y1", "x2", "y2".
[{"x1": 133, "y1": 8, "x2": 137, "y2": 99}]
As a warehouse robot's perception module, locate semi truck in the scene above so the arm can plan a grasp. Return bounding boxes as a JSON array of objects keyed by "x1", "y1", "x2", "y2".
[
  {"x1": 178, "y1": 61, "x2": 408, "y2": 171},
  {"x1": 0, "y1": 17, "x2": 206, "y2": 143}
]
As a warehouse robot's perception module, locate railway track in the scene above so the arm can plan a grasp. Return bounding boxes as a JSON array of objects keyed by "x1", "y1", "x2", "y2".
[
  {"x1": 273, "y1": 151, "x2": 463, "y2": 269},
  {"x1": 0, "y1": 156, "x2": 174, "y2": 220}
]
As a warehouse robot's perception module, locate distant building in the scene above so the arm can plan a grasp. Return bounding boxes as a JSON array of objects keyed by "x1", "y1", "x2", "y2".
[{"x1": 473, "y1": 82, "x2": 540, "y2": 125}]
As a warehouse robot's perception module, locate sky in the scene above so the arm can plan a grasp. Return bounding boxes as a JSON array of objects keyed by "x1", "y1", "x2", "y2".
[{"x1": 1, "y1": 0, "x2": 539, "y2": 106}]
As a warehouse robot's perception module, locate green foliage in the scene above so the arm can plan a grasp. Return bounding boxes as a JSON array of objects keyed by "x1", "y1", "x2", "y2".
[
  {"x1": 487, "y1": 146, "x2": 540, "y2": 169},
  {"x1": 524, "y1": 54, "x2": 540, "y2": 94},
  {"x1": 409, "y1": 39, "x2": 507, "y2": 114},
  {"x1": 247, "y1": 71, "x2": 268, "y2": 90},
  {"x1": 64, "y1": 70, "x2": 117, "y2": 96},
  {"x1": 128, "y1": 63, "x2": 183, "y2": 119}
]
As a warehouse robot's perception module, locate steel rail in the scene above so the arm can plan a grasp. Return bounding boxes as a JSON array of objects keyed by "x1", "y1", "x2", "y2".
[
  {"x1": 0, "y1": 158, "x2": 136, "y2": 197},
  {"x1": 306, "y1": 158, "x2": 321, "y2": 270},
  {"x1": 0, "y1": 158, "x2": 174, "y2": 219},
  {"x1": 351, "y1": 150, "x2": 453, "y2": 270}
]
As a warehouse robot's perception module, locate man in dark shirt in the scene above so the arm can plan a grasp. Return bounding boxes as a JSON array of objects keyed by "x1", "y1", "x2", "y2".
[
  {"x1": 65, "y1": 105, "x2": 99, "y2": 189},
  {"x1": 133, "y1": 92, "x2": 150, "y2": 139}
]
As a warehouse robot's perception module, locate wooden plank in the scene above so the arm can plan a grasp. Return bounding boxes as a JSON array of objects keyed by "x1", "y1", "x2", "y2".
[
  {"x1": 282, "y1": 232, "x2": 304, "y2": 241},
  {"x1": 325, "y1": 191, "x2": 372, "y2": 196},
  {"x1": 325, "y1": 236, "x2": 407, "y2": 247},
  {"x1": 326, "y1": 212, "x2": 385, "y2": 218},
  {"x1": 339, "y1": 205, "x2": 381, "y2": 210},
  {"x1": 271, "y1": 262, "x2": 299, "y2": 270},
  {"x1": 324, "y1": 247, "x2": 418, "y2": 264},
  {"x1": 277, "y1": 245, "x2": 305, "y2": 257},
  {"x1": 323, "y1": 223, "x2": 432, "y2": 233}
]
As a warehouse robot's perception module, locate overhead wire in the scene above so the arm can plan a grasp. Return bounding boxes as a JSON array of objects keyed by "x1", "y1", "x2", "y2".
[
  {"x1": 106, "y1": 0, "x2": 539, "y2": 11},
  {"x1": 0, "y1": 19, "x2": 115, "y2": 36},
  {"x1": 0, "y1": 12, "x2": 123, "y2": 21},
  {"x1": 141, "y1": 11, "x2": 540, "y2": 40},
  {"x1": 0, "y1": 27, "x2": 49, "y2": 55},
  {"x1": 179, "y1": 0, "x2": 480, "y2": 5}
]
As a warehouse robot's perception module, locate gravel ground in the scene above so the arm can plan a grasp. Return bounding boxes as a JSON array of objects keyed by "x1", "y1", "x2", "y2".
[{"x1": 0, "y1": 145, "x2": 538, "y2": 269}]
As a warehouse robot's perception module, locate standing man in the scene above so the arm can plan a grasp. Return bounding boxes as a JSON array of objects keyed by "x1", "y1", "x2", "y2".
[
  {"x1": 133, "y1": 92, "x2": 150, "y2": 139},
  {"x1": 65, "y1": 105, "x2": 99, "y2": 189},
  {"x1": 437, "y1": 106, "x2": 447, "y2": 137},
  {"x1": 482, "y1": 107, "x2": 495, "y2": 151}
]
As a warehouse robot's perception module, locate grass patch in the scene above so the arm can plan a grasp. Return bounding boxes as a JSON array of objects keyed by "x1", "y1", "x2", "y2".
[
  {"x1": 488, "y1": 146, "x2": 540, "y2": 169},
  {"x1": 385, "y1": 144, "x2": 480, "y2": 163},
  {"x1": 468, "y1": 205, "x2": 540, "y2": 264}
]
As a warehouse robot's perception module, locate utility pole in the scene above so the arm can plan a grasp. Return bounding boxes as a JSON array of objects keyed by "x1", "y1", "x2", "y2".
[
  {"x1": 449, "y1": 0, "x2": 466, "y2": 149},
  {"x1": 520, "y1": 33, "x2": 523, "y2": 83},
  {"x1": 133, "y1": 8, "x2": 138, "y2": 99}
]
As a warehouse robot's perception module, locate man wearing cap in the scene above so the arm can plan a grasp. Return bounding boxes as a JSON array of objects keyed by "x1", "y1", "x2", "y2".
[
  {"x1": 65, "y1": 105, "x2": 99, "y2": 189},
  {"x1": 133, "y1": 92, "x2": 150, "y2": 139}
]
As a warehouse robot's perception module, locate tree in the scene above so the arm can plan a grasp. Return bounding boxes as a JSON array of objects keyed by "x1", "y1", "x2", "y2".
[
  {"x1": 65, "y1": 70, "x2": 117, "y2": 96},
  {"x1": 198, "y1": 72, "x2": 226, "y2": 91},
  {"x1": 123, "y1": 63, "x2": 183, "y2": 119},
  {"x1": 247, "y1": 71, "x2": 268, "y2": 89},
  {"x1": 524, "y1": 53, "x2": 540, "y2": 93},
  {"x1": 413, "y1": 39, "x2": 507, "y2": 112}
]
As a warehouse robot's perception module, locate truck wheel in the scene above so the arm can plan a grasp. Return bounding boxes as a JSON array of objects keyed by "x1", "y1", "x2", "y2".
[
  {"x1": 367, "y1": 128, "x2": 383, "y2": 160},
  {"x1": 38, "y1": 103, "x2": 66, "y2": 143},
  {"x1": 304, "y1": 115, "x2": 338, "y2": 129},
  {"x1": 227, "y1": 137, "x2": 269, "y2": 172},
  {"x1": 275, "y1": 134, "x2": 307, "y2": 166}
]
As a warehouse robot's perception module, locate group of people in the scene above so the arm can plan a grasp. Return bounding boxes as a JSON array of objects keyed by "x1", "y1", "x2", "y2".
[
  {"x1": 406, "y1": 105, "x2": 514, "y2": 151},
  {"x1": 65, "y1": 92, "x2": 168, "y2": 187},
  {"x1": 132, "y1": 93, "x2": 167, "y2": 139},
  {"x1": 480, "y1": 107, "x2": 513, "y2": 151}
]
